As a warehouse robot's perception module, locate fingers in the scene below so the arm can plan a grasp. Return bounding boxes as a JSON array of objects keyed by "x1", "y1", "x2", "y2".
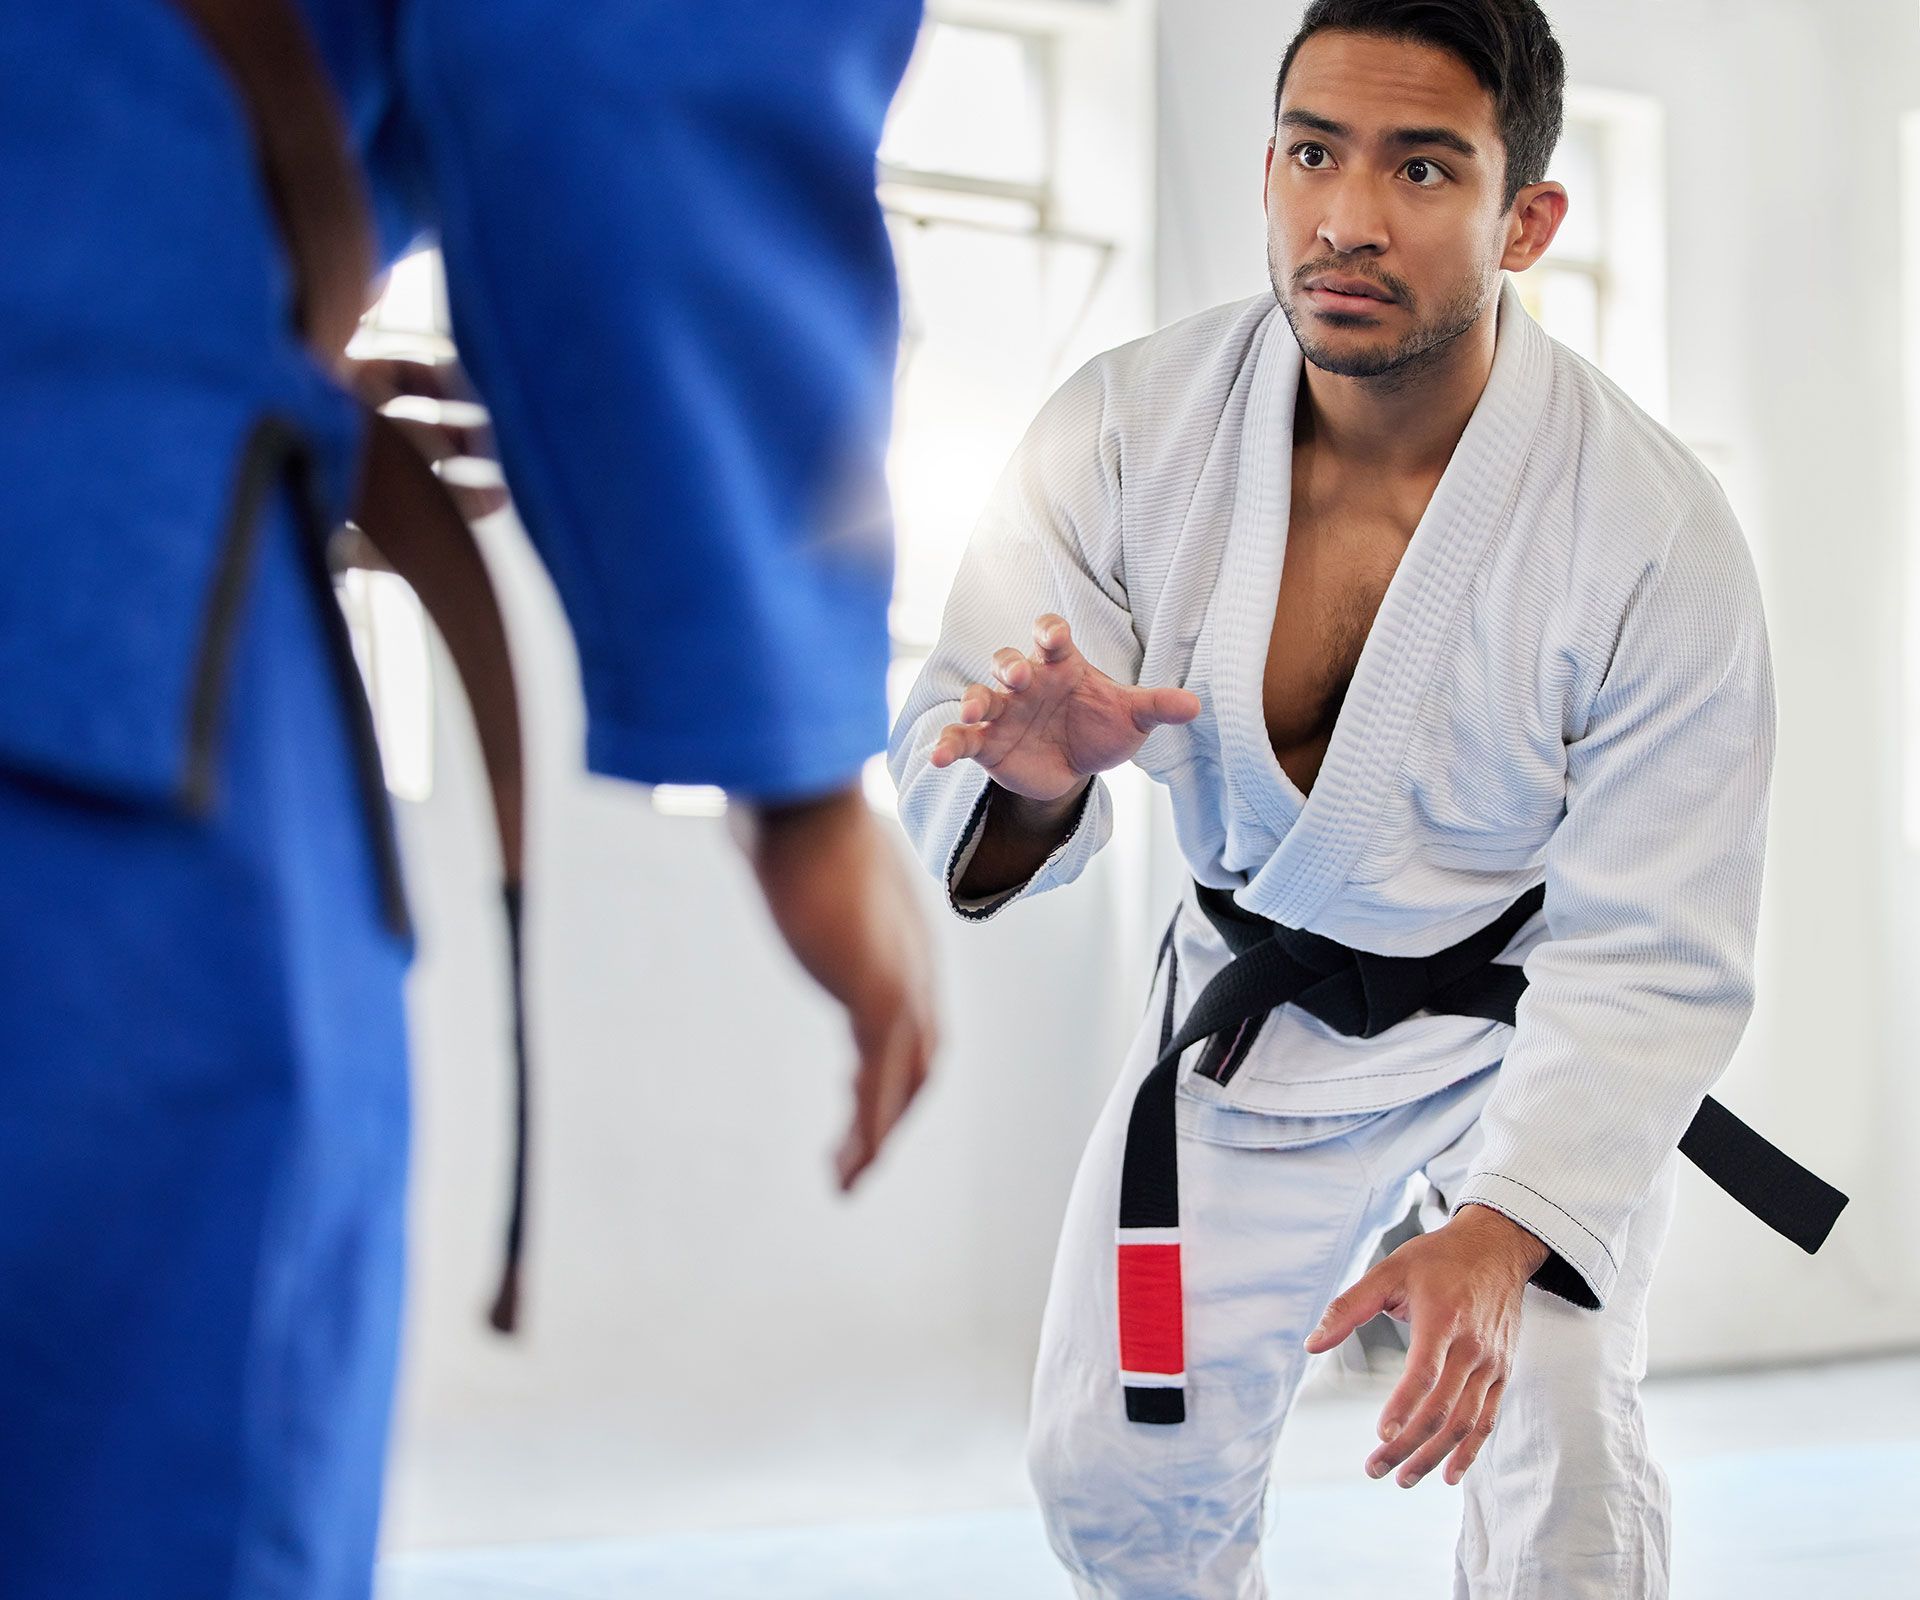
[
  {"x1": 384, "y1": 409, "x2": 495, "y2": 467},
  {"x1": 981, "y1": 623, "x2": 1074, "y2": 690},
  {"x1": 353, "y1": 357, "x2": 509, "y2": 520},
  {"x1": 958, "y1": 680, "x2": 1012, "y2": 725},
  {"x1": 834, "y1": 1127, "x2": 872, "y2": 1189},
  {"x1": 992, "y1": 647, "x2": 1035, "y2": 692},
  {"x1": 385, "y1": 415, "x2": 511, "y2": 518},
  {"x1": 926, "y1": 619, "x2": 1084, "y2": 772},
  {"x1": 1441, "y1": 1377, "x2": 1505, "y2": 1486},
  {"x1": 1304, "y1": 1269, "x2": 1392, "y2": 1354},
  {"x1": 928, "y1": 721, "x2": 987, "y2": 769},
  {"x1": 835, "y1": 1012, "x2": 936, "y2": 1191},
  {"x1": 929, "y1": 644, "x2": 1039, "y2": 769},
  {"x1": 835, "y1": 1050, "x2": 885, "y2": 1188},
  {"x1": 834, "y1": 1065, "x2": 885, "y2": 1190},
  {"x1": 378, "y1": 397, "x2": 510, "y2": 521},
  {"x1": 1033, "y1": 613, "x2": 1074, "y2": 664},
  {"x1": 1129, "y1": 685, "x2": 1203, "y2": 733},
  {"x1": 350, "y1": 356, "x2": 465, "y2": 405},
  {"x1": 1371, "y1": 1340, "x2": 1482, "y2": 1486},
  {"x1": 437, "y1": 464, "x2": 513, "y2": 522},
  {"x1": 1374, "y1": 1317, "x2": 1453, "y2": 1451}
]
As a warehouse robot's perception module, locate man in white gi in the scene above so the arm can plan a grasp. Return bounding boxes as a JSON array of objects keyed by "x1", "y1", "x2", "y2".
[{"x1": 886, "y1": 1, "x2": 1846, "y2": 1595}]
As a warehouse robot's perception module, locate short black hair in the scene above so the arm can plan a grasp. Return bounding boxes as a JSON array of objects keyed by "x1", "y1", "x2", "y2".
[{"x1": 1273, "y1": 0, "x2": 1566, "y2": 209}]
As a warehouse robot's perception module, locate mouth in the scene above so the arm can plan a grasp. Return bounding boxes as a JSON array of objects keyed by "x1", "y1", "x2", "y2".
[{"x1": 1301, "y1": 274, "x2": 1397, "y2": 313}]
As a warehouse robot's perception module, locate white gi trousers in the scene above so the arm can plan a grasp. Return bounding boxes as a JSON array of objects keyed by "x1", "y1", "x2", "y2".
[{"x1": 1028, "y1": 1032, "x2": 1682, "y2": 1599}]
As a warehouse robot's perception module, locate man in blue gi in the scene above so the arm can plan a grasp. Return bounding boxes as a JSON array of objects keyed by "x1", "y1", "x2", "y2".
[{"x1": 0, "y1": 3, "x2": 932, "y2": 1597}]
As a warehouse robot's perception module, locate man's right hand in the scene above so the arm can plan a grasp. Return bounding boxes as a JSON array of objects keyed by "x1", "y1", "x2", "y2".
[
  {"x1": 930, "y1": 613, "x2": 1201, "y2": 797},
  {"x1": 732, "y1": 784, "x2": 940, "y2": 1193}
]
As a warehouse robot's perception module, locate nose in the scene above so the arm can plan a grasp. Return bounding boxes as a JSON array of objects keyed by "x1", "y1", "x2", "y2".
[{"x1": 1316, "y1": 173, "x2": 1390, "y2": 258}]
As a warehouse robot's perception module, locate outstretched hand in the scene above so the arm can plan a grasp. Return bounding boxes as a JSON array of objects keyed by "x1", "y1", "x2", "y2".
[
  {"x1": 929, "y1": 613, "x2": 1200, "y2": 798},
  {"x1": 1304, "y1": 1204, "x2": 1550, "y2": 1488}
]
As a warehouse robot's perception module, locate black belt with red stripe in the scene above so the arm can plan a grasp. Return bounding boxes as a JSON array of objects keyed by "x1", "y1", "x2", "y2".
[{"x1": 1115, "y1": 880, "x2": 1850, "y2": 1426}]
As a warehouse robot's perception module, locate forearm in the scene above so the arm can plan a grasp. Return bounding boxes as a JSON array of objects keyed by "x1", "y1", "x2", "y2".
[
  {"x1": 728, "y1": 780, "x2": 919, "y2": 997},
  {"x1": 729, "y1": 782, "x2": 881, "y2": 940},
  {"x1": 954, "y1": 777, "x2": 1092, "y2": 899}
]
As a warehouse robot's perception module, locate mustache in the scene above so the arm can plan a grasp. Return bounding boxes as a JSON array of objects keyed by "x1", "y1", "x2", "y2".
[{"x1": 1291, "y1": 260, "x2": 1414, "y2": 305}]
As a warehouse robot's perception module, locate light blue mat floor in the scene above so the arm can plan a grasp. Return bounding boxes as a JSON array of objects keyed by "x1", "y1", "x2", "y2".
[{"x1": 380, "y1": 1437, "x2": 1920, "y2": 1599}]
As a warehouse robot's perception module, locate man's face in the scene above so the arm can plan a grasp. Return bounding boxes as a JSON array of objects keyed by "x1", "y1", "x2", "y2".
[{"x1": 1266, "y1": 30, "x2": 1513, "y2": 382}]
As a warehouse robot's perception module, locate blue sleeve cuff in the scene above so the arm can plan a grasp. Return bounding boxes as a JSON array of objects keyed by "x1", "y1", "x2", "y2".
[{"x1": 583, "y1": 705, "x2": 884, "y2": 804}]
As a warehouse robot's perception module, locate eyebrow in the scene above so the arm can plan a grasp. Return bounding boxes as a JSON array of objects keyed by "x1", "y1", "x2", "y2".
[{"x1": 1279, "y1": 108, "x2": 1480, "y2": 160}]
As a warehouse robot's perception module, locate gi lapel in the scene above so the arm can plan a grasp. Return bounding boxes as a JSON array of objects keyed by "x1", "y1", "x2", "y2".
[{"x1": 1216, "y1": 275, "x2": 1556, "y2": 929}]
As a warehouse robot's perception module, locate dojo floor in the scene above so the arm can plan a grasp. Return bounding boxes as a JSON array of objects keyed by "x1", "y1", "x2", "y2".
[{"x1": 378, "y1": 1353, "x2": 1919, "y2": 1598}]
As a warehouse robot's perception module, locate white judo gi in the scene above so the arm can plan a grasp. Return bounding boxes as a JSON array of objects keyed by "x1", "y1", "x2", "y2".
[{"x1": 887, "y1": 276, "x2": 1775, "y2": 1597}]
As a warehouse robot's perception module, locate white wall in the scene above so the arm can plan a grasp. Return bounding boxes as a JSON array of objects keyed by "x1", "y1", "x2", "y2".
[
  {"x1": 1157, "y1": 0, "x2": 1920, "y2": 1368},
  {"x1": 386, "y1": 0, "x2": 1920, "y2": 1551}
]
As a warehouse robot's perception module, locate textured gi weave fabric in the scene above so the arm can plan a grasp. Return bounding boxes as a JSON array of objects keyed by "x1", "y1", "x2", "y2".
[{"x1": 889, "y1": 278, "x2": 1776, "y2": 1310}]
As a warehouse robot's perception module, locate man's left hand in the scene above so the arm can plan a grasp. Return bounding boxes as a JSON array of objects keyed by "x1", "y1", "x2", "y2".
[
  {"x1": 1302, "y1": 1204, "x2": 1551, "y2": 1488},
  {"x1": 350, "y1": 356, "x2": 511, "y2": 522}
]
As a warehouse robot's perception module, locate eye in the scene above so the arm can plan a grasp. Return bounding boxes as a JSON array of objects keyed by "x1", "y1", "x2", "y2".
[
  {"x1": 1404, "y1": 157, "x2": 1447, "y2": 187},
  {"x1": 1290, "y1": 142, "x2": 1334, "y2": 171}
]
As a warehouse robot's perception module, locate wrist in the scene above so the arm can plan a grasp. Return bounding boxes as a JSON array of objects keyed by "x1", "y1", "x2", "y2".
[
  {"x1": 994, "y1": 776, "x2": 1090, "y2": 833},
  {"x1": 1450, "y1": 1202, "x2": 1552, "y2": 1278},
  {"x1": 727, "y1": 779, "x2": 866, "y2": 858}
]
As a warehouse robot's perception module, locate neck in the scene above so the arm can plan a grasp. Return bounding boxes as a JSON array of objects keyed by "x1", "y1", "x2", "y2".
[{"x1": 1295, "y1": 289, "x2": 1501, "y2": 477}]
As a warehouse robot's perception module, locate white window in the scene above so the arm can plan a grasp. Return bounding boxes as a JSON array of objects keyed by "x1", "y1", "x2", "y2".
[{"x1": 870, "y1": 1, "x2": 1157, "y2": 808}]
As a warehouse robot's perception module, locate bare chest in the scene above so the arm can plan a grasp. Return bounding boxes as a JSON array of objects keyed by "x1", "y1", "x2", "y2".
[{"x1": 1262, "y1": 490, "x2": 1418, "y2": 798}]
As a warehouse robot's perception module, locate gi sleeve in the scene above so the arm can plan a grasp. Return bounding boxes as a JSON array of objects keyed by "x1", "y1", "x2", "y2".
[
  {"x1": 1451, "y1": 503, "x2": 1776, "y2": 1309},
  {"x1": 886, "y1": 356, "x2": 1138, "y2": 921},
  {"x1": 398, "y1": 0, "x2": 921, "y2": 802}
]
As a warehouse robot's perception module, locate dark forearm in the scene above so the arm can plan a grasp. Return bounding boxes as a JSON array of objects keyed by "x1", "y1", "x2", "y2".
[{"x1": 954, "y1": 777, "x2": 1092, "y2": 899}]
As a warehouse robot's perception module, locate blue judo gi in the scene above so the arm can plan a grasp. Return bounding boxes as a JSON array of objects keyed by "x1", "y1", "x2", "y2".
[{"x1": 0, "y1": 3, "x2": 919, "y2": 1595}]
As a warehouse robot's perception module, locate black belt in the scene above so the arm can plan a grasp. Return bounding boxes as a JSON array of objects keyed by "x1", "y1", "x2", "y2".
[{"x1": 1115, "y1": 880, "x2": 1849, "y2": 1426}]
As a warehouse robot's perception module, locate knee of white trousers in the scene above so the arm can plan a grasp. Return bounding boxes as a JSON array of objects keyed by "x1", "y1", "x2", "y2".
[
  {"x1": 1027, "y1": 1367, "x2": 1276, "y2": 1600},
  {"x1": 1025, "y1": 1375, "x2": 1166, "y2": 1592}
]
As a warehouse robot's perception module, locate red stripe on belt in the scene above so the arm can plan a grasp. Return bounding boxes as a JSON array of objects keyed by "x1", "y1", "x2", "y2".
[{"x1": 1117, "y1": 1241, "x2": 1185, "y2": 1376}]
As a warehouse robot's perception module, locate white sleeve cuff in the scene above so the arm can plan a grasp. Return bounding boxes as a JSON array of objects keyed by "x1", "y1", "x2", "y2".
[{"x1": 943, "y1": 778, "x2": 1106, "y2": 922}]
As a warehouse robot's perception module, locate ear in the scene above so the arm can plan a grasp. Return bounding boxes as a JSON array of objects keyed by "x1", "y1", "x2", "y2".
[
  {"x1": 1263, "y1": 138, "x2": 1276, "y2": 220},
  {"x1": 1499, "y1": 180, "x2": 1569, "y2": 274}
]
